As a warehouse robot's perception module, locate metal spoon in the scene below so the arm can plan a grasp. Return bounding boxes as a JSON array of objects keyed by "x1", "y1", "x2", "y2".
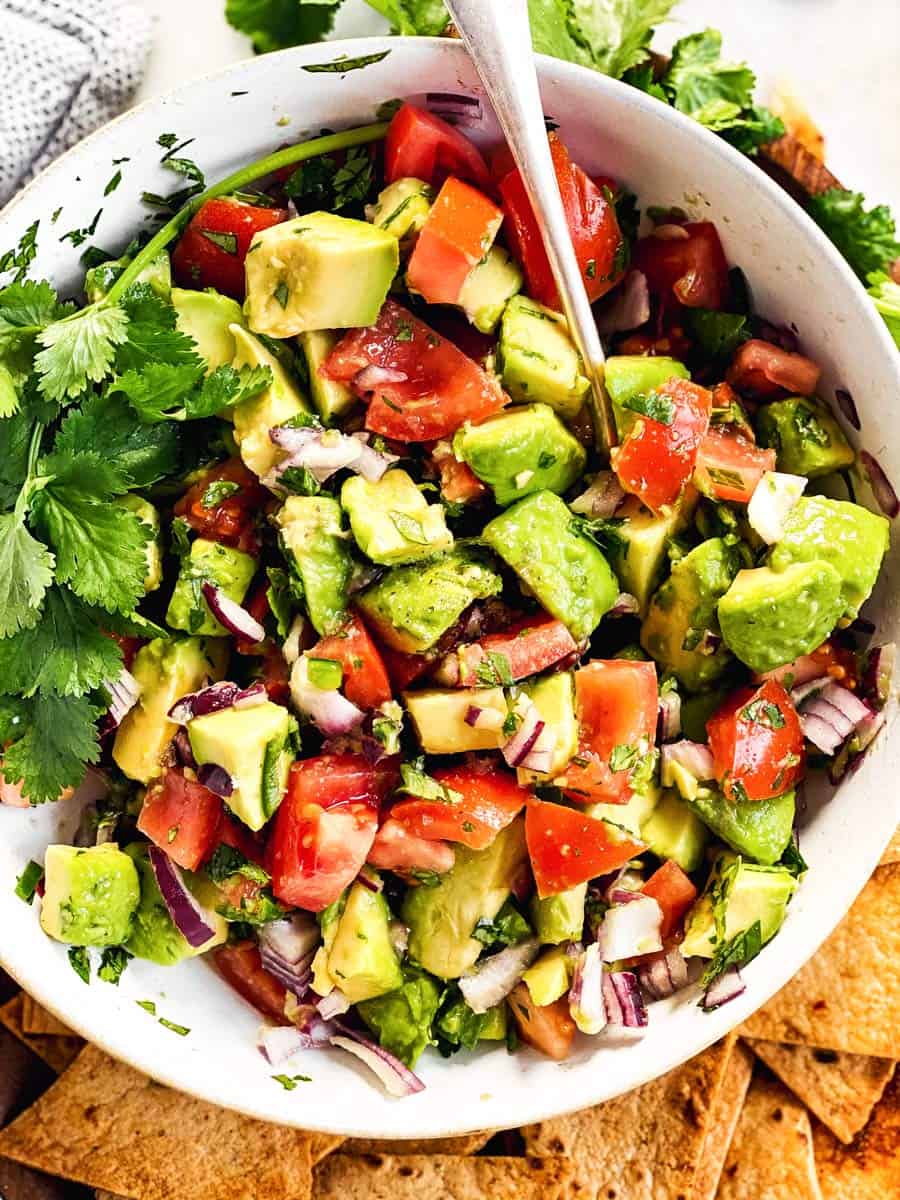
[{"x1": 444, "y1": 0, "x2": 617, "y2": 454}]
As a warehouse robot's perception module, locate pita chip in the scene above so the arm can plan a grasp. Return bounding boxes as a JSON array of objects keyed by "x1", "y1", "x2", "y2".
[
  {"x1": 345, "y1": 1132, "x2": 493, "y2": 1156},
  {"x1": 313, "y1": 1153, "x2": 572, "y2": 1200},
  {"x1": 740, "y1": 863, "x2": 900, "y2": 1057},
  {"x1": 813, "y1": 1072, "x2": 900, "y2": 1200},
  {"x1": 693, "y1": 1040, "x2": 755, "y2": 1200},
  {"x1": 20, "y1": 994, "x2": 75, "y2": 1039},
  {"x1": 716, "y1": 1074, "x2": 821, "y2": 1199},
  {"x1": 0, "y1": 995, "x2": 83, "y2": 1075}
]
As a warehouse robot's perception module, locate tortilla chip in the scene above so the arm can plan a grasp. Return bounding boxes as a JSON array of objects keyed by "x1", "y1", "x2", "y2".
[
  {"x1": 770, "y1": 81, "x2": 825, "y2": 161},
  {"x1": 814, "y1": 1072, "x2": 900, "y2": 1199},
  {"x1": 693, "y1": 1040, "x2": 755, "y2": 1200},
  {"x1": 746, "y1": 1039, "x2": 896, "y2": 1144},
  {"x1": 345, "y1": 1132, "x2": 493, "y2": 1156},
  {"x1": 20, "y1": 994, "x2": 75, "y2": 1038},
  {"x1": 740, "y1": 863, "x2": 900, "y2": 1057},
  {"x1": 313, "y1": 1154, "x2": 572, "y2": 1199},
  {"x1": 879, "y1": 825, "x2": 900, "y2": 866},
  {"x1": 309, "y1": 1134, "x2": 345, "y2": 1165},
  {"x1": 523, "y1": 1034, "x2": 738, "y2": 1199},
  {"x1": 0, "y1": 1044, "x2": 317, "y2": 1200},
  {"x1": 716, "y1": 1073, "x2": 821, "y2": 1199},
  {"x1": 0, "y1": 995, "x2": 83, "y2": 1075}
]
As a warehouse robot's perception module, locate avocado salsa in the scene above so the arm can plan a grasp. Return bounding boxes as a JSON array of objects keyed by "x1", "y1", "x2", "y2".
[{"x1": 11, "y1": 103, "x2": 894, "y2": 1097}]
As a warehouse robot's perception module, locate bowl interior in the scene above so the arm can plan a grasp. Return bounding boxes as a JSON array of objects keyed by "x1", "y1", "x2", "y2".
[{"x1": 2, "y1": 36, "x2": 899, "y2": 1138}]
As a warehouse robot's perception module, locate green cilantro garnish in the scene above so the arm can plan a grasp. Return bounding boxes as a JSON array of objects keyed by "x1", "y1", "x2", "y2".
[
  {"x1": 619, "y1": 390, "x2": 675, "y2": 425},
  {"x1": 740, "y1": 698, "x2": 786, "y2": 729},
  {"x1": 389, "y1": 510, "x2": 428, "y2": 545},
  {"x1": 397, "y1": 760, "x2": 463, "y2": 805},
  {"x1": 200, "y1": 229, "x2": 238, "y2": 255},
  {"x1": 159, "y1": 1018, "x2": 191, "y2": 1036},
  {"x1": 700, "y1": 920, "x2": 764, "y2": 1003},
  {"x1": 273, "y1": 281, "x2": 290, "y2": 309},
  {"x1": 609, "y1": 743, "x2": 639, "y2": 773},
  {"x1": 68, "y1": 946, "x2": 91, "y2": 984},
  {"x1": 474, "y1": 651, "x2": 514, "y2": 688},
  {"x1": 272, "y1": 1073, "x2": 312, "y2": 1089},
  {"x1": 14, "y1": 860, "x2": 43, "y2": 904},
  {"x1": 202, "y1": 479, "x2": 241, "y2": 508},
  {"x1": 136, "y1": 999, "x2": 157, "y2": 1014},
  {"x1": 207, "y1": 844, "x2": 271, "y2": 887},
  {"x1": 98, "y1": 946, "x2": 133, "y2": 985}
]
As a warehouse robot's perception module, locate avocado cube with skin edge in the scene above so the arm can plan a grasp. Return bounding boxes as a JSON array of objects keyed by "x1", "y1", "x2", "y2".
[
  {"x1": 681, "y1": 853, "x2": 797, "y2": 959},
  {"x1": 230, "y1": 325, "x2": 312, "y2": 478},
  {"x1": 166, "y1": 538, "x2": 257, "y2": 637},
  {"x1": 326, "y1": 878, "x2": 403, "y2": 1004},
  {"x1": 755, "y1": 395, "x2": 855, "y2": 479},
  {"x1": 171, "y1": 287, "x2": 245, "y2": 374},
  {"x1": 124, "y1": 843, "x2": 227, "y2": 965},
  {"x1": 117, "y1": 494, "x2": 162, "y2": 593},
  {"x1": 40, "y1": 844, "x2": 140, "y2": 947},
  {"x1": 274, "y1": 495, "x2": 353, "y2": 637},
  {"x1": 498, "y1": 295, "x2": 590, "y2": 420},
  {"x1": 341, "y1": 468, "x2": 453, "y2": 564}
]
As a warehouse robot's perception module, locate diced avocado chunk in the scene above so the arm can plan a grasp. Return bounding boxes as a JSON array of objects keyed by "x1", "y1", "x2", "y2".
[
  {"x1": 641, "y1": 537, "x2": 740, "y2": 692},
  {"x1": 681, "y1": 853, "x2": 797, "y2": 959},
  {"x1": 368, "y1": 177, "x2": 433, "y2": 239},
  {"x1": 605, "y1": 355, "x2": 691, "y2": 437},
  {"x1": 640, "y1": 789, "x2": 710, "y2": 872},
  {"x1": 357, "y1": 965, "x2": 442, "y2": 1067},
  {"x1": 327, "y1": 878, "x2": 403, "y2": 1003},
  {"x1": 244, "y1": 212, "x2": 399, "y2": 337},
  {"x1": 586, "y1": 781, "x2": 661, "y2": 838},
  {"x1": 403, "y1": 818, "x2": 528, "y2": 979},
  {"x1": 172, "y1": 287, "x2": 244, "y2": 373},
  {"x1": 768, "y1": 496, "x2": 890, "y2": 620},
  {"x1": 117, "y1": 495, "x2": 162, "y2": 593},
  {"x1": 483, "y1": 491, "x2": 619, "y2": 642},
  {"x1": 231, "y1": 325, "x2": 311, "y2": 478},
  {"x1": 342, "y1": 468, "x2": 453, "y2": 564},
  {"x1": 680, "y1": 689, "x2": 729, "y2": 743},
  {"x1": 297, "y1": 330, "x2": 355, "y2": 422},
  {"x1": 85, "y1": 252, "x2": 171, "y2": 303},
  {"x1": 113, "y1": 637, "x2": 228, "y2": 784},
  {"x1": 188, "y1": 701, "x2": 295, "y2": 832},
  {"x1": 457, "y1": 246, "x2": 523, "y2": 334},
  {"x1": 166, "y1": 538, "x2": 257, "y2": 637},
  {"x1": 756, "y1": 396, "x2": 854, "y2": 479},
  {"x1": 516, "y1": 672, "x2": 578, "y2": 784},
  {"x1": 718, "y1": 562, "x2": 845, "y2": 673},
  {"x1": 498, "y1": 295, "x2": 589, "y2": 420},
  {"x1": 523, "y1": 945, "x2": 572, "y2": 1006},
  {"x1": 453, "y1": 404, "x2": 586, "y2": 507},
  {"x1": 311, "y1": 892, "x2": 346, "y2": 997},
  {"x1": 531, "y1": 883, "x2": 586, "y2": 944},
  {"x1": 274, "y1": 495, "x2": 352, "y2": 636},
  {"x1": 124, "y1": 844, "x2": 226, "y2": 965},
  {"x1": 40, "y1": 844, "x2": 140, "y2": 947},
  {"x1": 605, "y1": 491, "x2": 698, "y2": 615},
  {"x1": 404, "y1": 687, "x2": 506, "y2": 754},
  {"x1": 356, "y1": 548, "x2": 502, "y2": 653},
  {"x1": 685, "y1": 785, "x2": 796, "y2": 866}
]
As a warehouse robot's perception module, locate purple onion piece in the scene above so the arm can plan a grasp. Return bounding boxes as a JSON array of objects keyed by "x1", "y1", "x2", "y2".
[
  {"x1": 701, "y1": 965, "x2": 746, "y2": 1011},
  {"x1": 501, "y1": 698, "x2": 545, "y2": 768},
  {"x1": 595, "y1": 270, "x2": 651, "y2": 336},
  {"x1": 657, "y1": 690, "x2": 682, "y2": 743},
  {"x1": 330, "y1": 1024, "x2": 425, "y2": 1097},
  {"x1": 258, "y1": 1024, "x2": 306, "y2": 1065},
  {"x1": 568, "y1": 942, "x2": 607, "y2": 1035},
  {"x1": 860, "y1": 451, "x2": 900, "y2": 518},
  {"x1": 352, "y1": 365, "x2": 408, "y2": 390},
  {"x1": 425, "y1": 91, "x2": 483, "y2": 128},
  {"x1": 569, "y1": 471, "x2": 626, "y2": 518},
  {"x1": 173, "y1": 727, "x2": 198, "y2": 771},
  {"x1": 356, "y1": 866, "x2": 384, "y2": 894},
  {"x1": 608, "y1": 592, "x2": 640, "y2": 618},
  {"x1": 148, "y1": 846, "x2": 217, "y2": 948},
  {"x1": 290, "y1": 657, "x2": 365, "y2": 737},
  {"x1": 169, "y1": 680, "x2": 267, "y2": 725},
  {"x1": 202, "y1": 583, "x2": 267, "y2": 642},
  {"x1": 260, "y1": 943, "x2": 314, "y2": 998},
  {"x1": 637, "y1": 947, "x2": 690, "y2": 1001},
  {"x1": 316, "y1": 990, "x2": 351, "y2": 1020},
  {"x1": 197, "y1": 762, "x2": 234, "y2": 798},
  {"x1": 835, "y1": 388, "x2": 861, "y2": 431},
  {"x1": 602, "y1": 971, "x2": 648, "y2": 1028},
  {"x1": 459, "y1": 938, "x2": 540, "y2": 1014},
  {"x1": 103, "y1": 668, "x2": 141, "y2": 731},
  {"x1": 660, "y1": 740, "x2": 716, "y2": 783},
  {"x1": 288, "y1": 1003, "x2": 337, "y2": 1048},
  {"x1": 260, "y1": 914, "x2": 320, "y2": 965}
]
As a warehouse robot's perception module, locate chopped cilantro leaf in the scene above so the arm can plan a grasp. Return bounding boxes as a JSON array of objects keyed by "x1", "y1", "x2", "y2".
[
  {"x1": 68, "y1": 946, "x2": 91, "y2": 984},
  {"x1": 808, "y1": 188, "x2": 900, "y2": 281},
  {"x1": 272, "y1": 1073, "x2": 312, "y2": 1089},
  {"x1": 609, "y1": 743, "x2": 639, "y2": 773},
  {"x1": 14, "y1": 860, "x2": 43, "y2": 903},
  {"x1": 98, "y1": 946, "x2": 132, "y2": 985},
  {"x1": 474, "y1": 651, "x2": 514, "y2": 687},
  {"x1": 700, "y1": 920, "x2": 763, "y2": 1000},
  {"x1": 619, "y1": 390, "x2": 675, "y2": 425},
  {"x1": 397, "y1": 761, "x2": 463, "y2": 805}
]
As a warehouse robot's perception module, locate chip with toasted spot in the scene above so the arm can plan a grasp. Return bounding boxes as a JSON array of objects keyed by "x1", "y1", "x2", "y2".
[
  {"x1": 313, "y1": 1153, "x2": 572, "y2": 1200},
  {"x1": 814, "y1": 1072, "x2": 900, "y2": 1199},
  {"x1": 717, "y1": 1073, "x2": 821, "y2": 1199},
  {"x1": 693, "y1": 1040, "x2": 755, "y2": 1200}
]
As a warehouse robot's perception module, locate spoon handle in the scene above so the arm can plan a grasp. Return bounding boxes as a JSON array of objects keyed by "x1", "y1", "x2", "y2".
[{"x1": 444, "y1": 0, "x2": 617, "y2": 453}]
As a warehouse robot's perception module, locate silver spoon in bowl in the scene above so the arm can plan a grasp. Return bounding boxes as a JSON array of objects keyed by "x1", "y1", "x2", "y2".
[{"x1": 444, "y1": 0, "x2": 617, "y2": 454}]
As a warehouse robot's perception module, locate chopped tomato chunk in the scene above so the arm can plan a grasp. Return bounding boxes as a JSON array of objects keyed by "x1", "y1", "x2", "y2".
[
  {"x1": 172, "y1": 197, "x2": 289, "y2": 299},
  {"x1": 707, "y1": 679, "x2": 805, "y2": 802},
  {"x1": 213, "y1": 941, "x2": 286, "y2": 1022},
  {"x1": 384, "y1": 103, "x2": 492, "y2": 193},
  {"x1": 726, "y1": 339, "x2": 821, "y2": 397},
  {"x1": 694, "y1": 427, "x2": 777, "y2": 504},
  {"x1": 433, "y1": 446, "x2": 488, "y2": 505},
  {"x1": 367, "y1": 818, "x2": 456, "y2": 875},
  {"x1": 633, "y1": 221, "x2": 730, "y2": 310},
  {"x1": 525, "y1": 799, "x2": 646, "y2": 897},
  {"x1": 392, "y1": 764, "x2": 529, "y2": 850},
  {"x1": 642, "y1": 861, "x2": 698, "y2": 940},
  {"x1": 309, "y1": 611, "x2": 392, "y2": 710},
  {"x1": 174, "y1": 458, "x2": 266, "y2": 554},
  {"x1": 137, "y1": 768, "x2": 222, "y2": 871},
  {"x1": 509, "y1": 983, "x2": 575, "y2": 1060},
  {"x1": 406, "y1": 176, "x2": 504, "y2": 306},
  {"x1": 446, "y1": 612, "x2": 578, "y2": 686}
]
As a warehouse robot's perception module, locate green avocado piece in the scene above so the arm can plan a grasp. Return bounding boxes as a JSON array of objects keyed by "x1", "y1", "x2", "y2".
[
  {"x1": 685, "y1": 784, "x2": 795, "y2": 866},
  {"x1": 756, "y1": 396, "x2": 854, "y2": 479},
  {"x1": 403, "y1": 818, "x2": 528, "y2": 980},
  {"x1": 368, "y1": 177, "x2": 434, "y2": 240},
  {"x1": 605, "y1": 355, "x2": 691, "y2": 437},
  {"x1": 516, "y1": 671, "x2": 578, "y2": 784},
  {"x1": 640, "y1": 789, "x2": 710, "y2": 872},
  {"x1": 357, "y1": 965, "x2": 442, "y2": 1067},
  {"x1": 327, "y1": 877, "x2": 403, "y2": 1004},
  {"x1": 40, "y1": 844, "x2": 140, "y2": 947},
  {"x1": 244, "y1": 212, "x2": 399, "y2": 337},
  {"x1": 531, "y1": 883, "x2": 587, "y2": 944},
  {"x1": 231, "y1": 326, "x2": 311, "y2": 478},
  {"x1": 604, "y1": 491, "x2": 698, "y2": 616},
  {"x1": 453, "y1": 404, "x2": 586, "y2": 507},
  {"x1": 117, "y1": 494, "x2": 162, "y2": 593},
  {"x1": 523, "y1": 946, "x2": 572, "y2": 1006},
  {"x1": 768, "y1": 495, "x2": 890, "y2": 620},
  {"x1": 356, "y1": 547, "x2": 502, "y2": 653},
  {"x1": 297, "y1": 330, "x2": 356, "y2": 422},
  {"x1": 681, "y1": 853, "x2": 797, "y2": 959},
  {"x1": 84, "y1": 252, "x2": 171, "y2": 304},
  {"x1": 680, "y1": 688, "x2": 729, "y2": 743},
  {"x1": 171, "y1": 287, "x2": 245, "y2": 373},
  {"x1": 166, "y1": 537, "x2": 257, "y2": 637},
  {"x1": 341, "y1": 468, "x2": 453, "y2": 564},
  {"x1": 404, "y1": 687, "x2": 506, "y2": 754},
  {"x1": 123, "y1": 844, "x2": 227, "y2": 965},
  {"x1": 275, "y1": 495, "x2": 353, "y2": 637},
  {"x1": 188, "y1": 700, "x2": 295, "y2": 832},
  {"x1": 483, "y1": 491, "x2": 619, "y2": 642},
  {"x1": 586, "y1": 781, "x2": 661, "y2": 838},
  {"x1": 497, "y1": 295, "x2": 589, "y2": 420},
  {"x1": 640, "y1": 537, "x2": 740, "y2": 692},
  {"x1": 457, "y1": 246, "x2": 523, "y2": 334},
  {"x1": 718, "y1": 562, "x2": 845, "y2": 673},
  {"x1": 113, "y1": 637, "x2": 229, "y2": 784}
]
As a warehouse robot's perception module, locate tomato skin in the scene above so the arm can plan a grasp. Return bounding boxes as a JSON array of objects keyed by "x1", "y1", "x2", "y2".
[
  {"x1": 377, "y1": 644, "x2": 434, "y2": 691},
  {"x1": 694, "y1": 427, "x2": 777, "y2": 504},
  {"x1": 392, "y1": 765, "x2": 529, "y2": 850},
  {"x1": 367, "y1": 818, "x2": 457, "y2": 874},
  {"x1": 213, "y1": 941, "x2": 287, "y2": 1022},
  {"x1": 633, "y1": 222, "x2": 730, "y2": 310},
  {"x1": 453, "y1": 612, "x2": 579, "y2": 686},
  {"x1": 641, "y1": 861, "x2": 698, "y2": 940},
  {"x1": 174, "y1": 459, "x2": 266, "y2": 554},
  {"x1": 707, "y1": 679, "x2": 805, "y2": 802},
  {"x1": 137, "y1": 769, "x2": 222, "y2": 872},
  {"x1": 726, "y1": 339, "x2": 821, "y2": 398},
  {"x1": 171, "y1": 197, "x2": 289, "y2": 299},
  {"x1": 526, "y1": 799, "x2": 646, "y2": 897},
  {"x1": 255, "y1": 643, "x2": 291, "y2": 706},
  {"x1": 509, "y1": 982, "x2": 575, "y2": 1060},
  {"x1": 611, "y1": 377, "x2": 712, "y2": 515},
  {"x1": 555, "y1": 660, "x2": 658, "y2": 806},
  {"x1": 384, "y1": 104, "x2": 492, "y2": 193},
  {"x1": 435, "y1": 451, "x2": 487, "y2": 505},
  {"x1": 309, "y1": 611, "x2": 392, "y2": 710},
  {"x1": 406, "y1": 176, "x2": 504, "y2": 306},
  {"x1": 499, "y1": 134, "x2": 625, "y2": 309}
]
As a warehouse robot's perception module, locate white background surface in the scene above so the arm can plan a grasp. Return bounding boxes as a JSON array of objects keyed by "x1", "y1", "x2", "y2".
[{"x1": 138, "y1": 0, "x2": 900, "y2": 209}]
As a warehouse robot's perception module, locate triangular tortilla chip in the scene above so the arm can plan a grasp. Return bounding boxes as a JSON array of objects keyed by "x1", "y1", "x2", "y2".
[
  {"x1": 879, "y1": 824, "x2": 900, "y2": 866},
  {"x1": 716, "y1": 1073, "x2": 821, "y2": 1199},
  {"x1": 0, "y1": 1044, "x2": 318, "y2": 1200},
  {"x1": 20, "y1": 994, "x2": 76, "y2": 1039},
  {"x1": 740, "y1": 864, "x2": 900, "y2": 1057},
  {"x1": 746, "y1": 1039, "x2": 896, "y2": 1144},
  {"x1": 693, "y1": 1040, "x2": 755, "y2": 1200},
  {"x1": 523, "y1": 1035, "x2": 738, "y2": 1199},
  {"x1": 345, "y1": 1132, "x2": 493, "y2": 1156},
  {"x1": 312, "y1": 1154, "x2": 572, "y2": 1199},
  {"x1": 0, "y1": 994, "x2": 83, "y2": 1075},
  {"x1": 813, "y1": 1073, "x2": 900, "y2": 1199}
]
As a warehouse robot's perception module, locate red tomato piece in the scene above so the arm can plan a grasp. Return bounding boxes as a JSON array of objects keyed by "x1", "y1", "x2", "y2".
[
  {"x1": 254, "y1": 643, "x2": 291, "y2": 706},
  {"x1": 137, "y1": 769, "x2": 222, "y2": 872},
  {"x1": 367, "y1": 818, "x2": 457, "y2": 874},
  {"x1": 726, "y1": 339, "x2": 822, "y2": 398},
  {"x1": 641, "y1": 861, "x2": 698, "y2": 940},
  {"x1": 377, "y1": 643, "x2": 434, "y2": 691},
  {"x1": 434, "y1": 449, "x2": 487, "y2": 505},
  {"x1": 309, "y1": 611, "x2": 392, "y2": 710},
  {"x1": 707, "y1": 679, "x2": 805, "y2": 802},
  {"x1": 451, "y1": 612, "x2": 579, "y2": 686},
  {"x1": 499, "y1": 134, "x2": 625, "y2": 309},
  {"x1": 509, "y1": 982, "x2": 575, "y2": 1060},
  {"x1": 174, "y1": 458, "x2": 266, "y2": 555},
  {"x1": 171, "y1": 197, "x2": 289, "y2": 299},
  {"x1": 525, "y1": 799, "x2": 646, "y2": 898},
  {"x1": 321, "y1": 300, "x2": 509, "y2": 442},
  {"x1": 555, "y1": 660, "x2": 659, "y2": 806},
  {"x1": 213, "y1": 941, "x2": 287, "y2": 1022},
  {"x1": 392, "y1": 765, "x2": 530, "y2": 850},
  {"x1": 633, "y1": 221, "x2": 730, "y2": 310},
  {"x1": 407, "y1": 176, "x2": 504, "y2": 306},
  {"x1": 612, "y1": 377, "x2": 712, "y2": 515},
  {"x1": 694, "y1": 427, "x2": 777, "y2": 504},
  {"x1": 384, "y1": 103, "x2": 492, "y2": 192}
]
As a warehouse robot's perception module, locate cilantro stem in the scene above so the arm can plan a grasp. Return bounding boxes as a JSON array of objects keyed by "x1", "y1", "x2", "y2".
[{"x1": 106, "y1": 122, "x2": 389, "y2": 303}]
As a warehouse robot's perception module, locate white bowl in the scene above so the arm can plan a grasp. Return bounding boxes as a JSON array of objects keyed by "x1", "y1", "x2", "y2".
[{"x1": 2, "y1": 36, "x2": 899, "y2": 1139}]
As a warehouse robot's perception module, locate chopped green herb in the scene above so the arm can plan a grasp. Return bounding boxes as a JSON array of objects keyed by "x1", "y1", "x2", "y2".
[
  {"x1": 200, "y1": 229, "x2": 238, "y2": 255},
  {"x1": 207, "y1": 843, "x2": 271, "y2": 886},
  {"x1": 98, "y1": 946, "x2": 132, "y2": 985},
  {"x1": 14, "y1": 860, "x2": 43, "y2": 904},
  {"x1": 397, "y1": 761, "x2": 463, "y2": 805},
  {"x1": 609, "y1": 743, "x2": 639, "y2": 773},
  {"x1": 619, "y1": 390, "x2": 675, "y2": 425},
  {"x1": 136, "y1": 999, "x2": 157, "y2": 1014},
  {"x1": 273, "y1": 281, "x2": 290, "y2": 309},
  {"x1": 272, "y1": 1073, "x2": 312, "y2": 1089},
  {"x1": 740, "y1": 698, "x2": 786, "y2": 729},
  {"x1": 474, "y1": 651, "x2": 514, "y2": 687},
  {"x1": 700, "y1": 920, "x2": 764, "y2": 1001},
  {"x1": 389, "y1": 510, "x2": 428, "y2": 544},
  {"x1": 302, "y1": 50, "x2": 391, "y2": 74},
  {"x1": 201, "y1": 479, "x2": 241, "y2": 508},
  {"x1": 68, "y1": 946, "x2": 91, "y2": 984},
  {"x1": 159, "y1": 1017, "x2": 190, "y2": 1036}
]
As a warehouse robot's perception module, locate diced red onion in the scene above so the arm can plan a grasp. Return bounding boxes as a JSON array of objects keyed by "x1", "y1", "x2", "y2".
[
  {"x1": 169, "y1": 681, "x2": 266, "y2": 725},
  {"x1": 282, "y1": 615, "x2": 308, "y2": 667},
  {"x1": 518, "y1": 719, "x2": 557, "y2": 774},
  {"x1": 818, "y1": 681, "x2": 871, "y2": 726},
  {"x1": 330, "y1": 1025, "x2": 425, "y2": 1097},
  {"x1": 602, "y1": 971, "x2": 648, "y2": 1027},
  {"x1": 501, "y1": 696, "x2": 545, "y2": 768},
  {"x1": 800, "y1": 710, "x2": 845, "y2": 756},
  {"x1": 260, "y1": 913, "x2": 320, "y2": 966},
  {"x1": 860, "y1": 451, "x2": 900, "y2": 518},
  {"x1": 290, "y1": 656, "x2": 364, "y2": 736},
  {"x1": 660, "y1": 740, "x2": 716, "y2": 785},
  {"x1": 202, "y1": 584, "x2": 267, "y2": 643},
  {"x1": 701, "y1": 965, "x2": 746, "y2": 1011},
  {"x1": 595, "y1": 270, "x2": 651, "y2": 336},
  {"x1": 570, "y1": 471, "x2": 626, "y2": 518},
  {"x1": 103, "y1": 668, "x2": 141, "y2": 731},
  {"x1": 798, "y1": 681, "x2": 870, "y2": 753},
  {"x1": 196, "y1": 762, "x2": 234, "y2": 798},
  {"x1": 599, "y1": 895, "x2": 663, "y2": 962},
  {"x1": 657, "y1": 690, "x2": 682, "y2": 742},
  {"x1": 356, "y1": 866, "x2": 384, "y2": 894},
  {"x1": 464, "y1": 704, "x2": 504, "y2": 731},
  {"x1": 173, "y1": 727, "x2": 198, "y2": 770},
  {"x1": 638, "y1": 947, "x2": 691, "y2": 1000},
  {"x1": 790, "y1": 677, "x2": 829, "y2": 706},
  {"x1": 697, "y1": 629, "x2": 722, "y2": 655},
  {"x1": 862, "y1": 643, "x2": 895, "y2": 710},
  {"x1": 828, "y1": 708, "x2": 887, "y2": 783},
  {"x1": 426, "y1": 91, "x2": 484, "y2": 127},
  {"x1": 258, "y1": 1024, "x2": 307, "y2": 1065},
  {"x1": 459, "y1": 937, "x2": 540, "y2": 1014},
  {"x1": 568, "y1": 942, "x2": 607, "y2": 1035},
  {"x1": 260, "y1": 944, "x2": 315, "y2": 998},
  {"x1": 316, "y1": 990, "x2": 351, "y2": 1020},
  {"x1": 350, "y1": 432, "x2": 401, "y2": 482},
  {"x1": 148, "y1": 846, "x2": 217, "y2": 948},
  {"x1": 609, "y1": 593, "x2": 640, "y2": 618},
  {"x1": 286, "y1": 1001, "x2": 336, "y2": 1048},
  {"x1": 353, "y1": 364, "x2": 409, "y2": 390},
  {"x1": 835, "y1": 388, "x2": 861, "y2": 430}
]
